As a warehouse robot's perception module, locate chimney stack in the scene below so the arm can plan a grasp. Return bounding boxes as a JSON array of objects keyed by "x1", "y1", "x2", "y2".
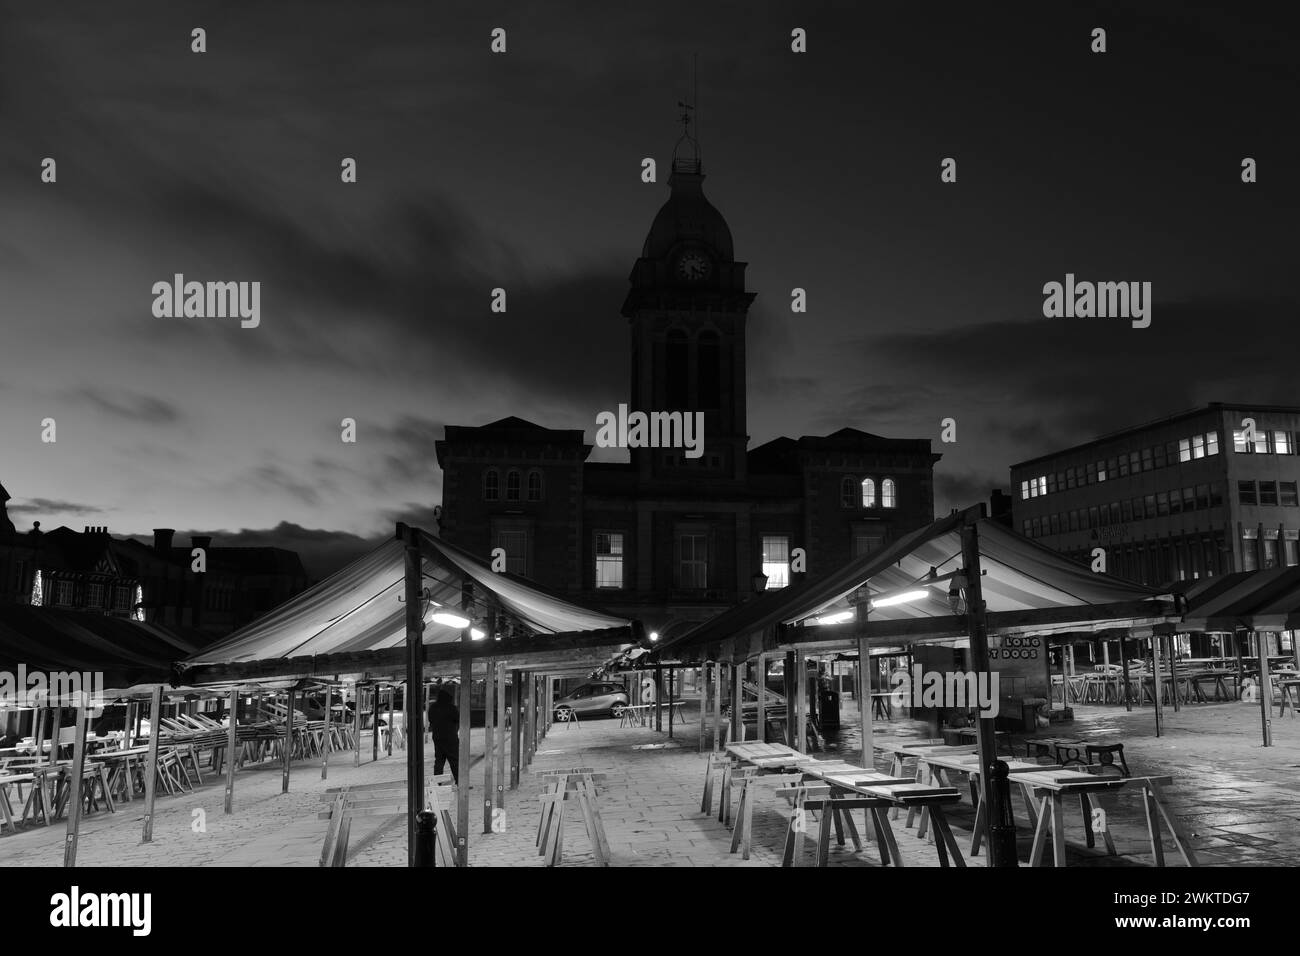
[
  {"x1": 153, "y1": 528, "x2": 175, "y2": 553},
  {"x1": 191, "y1": 535, "x2": 212, "y2": 552}
]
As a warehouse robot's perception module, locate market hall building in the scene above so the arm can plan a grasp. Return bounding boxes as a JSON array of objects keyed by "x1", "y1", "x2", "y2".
[
  {"x1": 1010, "y1": 403, "x2": 1300, "y2": 587},
  {"x1": 435, "y1": 128, "x2": 940, "y2": 643}
]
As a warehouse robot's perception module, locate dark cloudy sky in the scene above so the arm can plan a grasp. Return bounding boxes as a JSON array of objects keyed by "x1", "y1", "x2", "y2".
[{"x1": 2, "y1": 2, "x2": 1297, "y2": 577}]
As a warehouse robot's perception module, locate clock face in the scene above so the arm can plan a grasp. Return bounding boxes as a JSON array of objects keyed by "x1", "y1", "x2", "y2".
[{"x1": 676, "y1": 251, "x2": 712, "y2": 282}]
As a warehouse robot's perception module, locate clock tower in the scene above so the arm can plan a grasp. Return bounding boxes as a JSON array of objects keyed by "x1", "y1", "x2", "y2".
[{"x1": 620, "y1": 111, "x2": 755, "y2": 483}]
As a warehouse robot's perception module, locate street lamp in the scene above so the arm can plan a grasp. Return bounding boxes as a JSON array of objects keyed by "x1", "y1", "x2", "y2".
[{"x1": 752, "y1": 570, "x2": 769, "y2": 593}]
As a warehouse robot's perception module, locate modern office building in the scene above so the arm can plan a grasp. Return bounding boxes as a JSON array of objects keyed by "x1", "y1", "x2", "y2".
[{"x1": 1010, "y1": 403, "x2": 1300, "y2": 587}]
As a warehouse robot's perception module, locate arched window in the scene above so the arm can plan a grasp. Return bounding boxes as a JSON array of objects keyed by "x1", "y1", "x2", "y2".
[
  {"x1": 665, "y1": 329, "x2": 689, "y2": 408},
  {"x1": 698, "y1": 331, "x2": 721, "y2": 409},
  {"x1": 882, "y1": 478, "x2": 897, "y2": 508},
  {"x1": 861, "y1": 478, "x2": 876, "y2": 508},
  {"x1": 483, "y1": 469, "x2": 499, "y2": 501},
  {"x1": 526, "y1": 470, "x2": 543, "y2": 501},
  {"x1": 840, "y1": 477, "x2": 856, "y2": 508},
  {"x1": 506, "y1": 469, "x2": 521, "y2": 501}
]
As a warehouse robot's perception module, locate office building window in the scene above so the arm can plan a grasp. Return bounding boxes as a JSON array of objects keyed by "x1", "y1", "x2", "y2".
[
  {"x1": 1241, "y1": 529, "x2": 1258, "y2": 571},
  {"x1": 1274, "y1": 431, "x2": 1293, "y2": 455},
  {"x1": 1068, "y1": 510, "x2": 1080, "y2": 532},
  {"x1": 483, "y1": 469, "x2": 500, "y2": 501},
  {"x1": 882, "y1": 478, "x2": 897, "y2": 508},
  {"x1": 1195, "y1": 484, "x2": 1210, "y2": 510},
  {"x1": 845, "y1": 477, "x2": 860, "y2": 507},
  {"x1": 1153, "y1": 444, "x2": 1167, "y2": 469},
  {"x1": 1031, "y1": 517, "x2": 1041, "y2": 538},
  {"x1": 1206, "y1": 431, "x2": 1220, "y2": 455},
  {"x1": 1233, "y1": 429, "x2": 1249, "y2": 453},
  {"x1": 1049, "y1": 513, "x2": 1060, "y2": 534},
  {"x1": 594, "y1": 532, "x2": 624, "y2": 589},
  {"x1": 1100, "y1": 460, "x2": 1110, "y2": 481},
  {"x1": 505, "y1": 469, "x2": 521, "y2": 501},
  {"x1": 1169, "y1": 490, "x2": 1182, "y2": 515},
  {"x1": 1088, "y1": 506, "x2": 1099, "y2": 528},
  {"x1": 1209, "y1": 484, "x2": 1223, "y2": 507},
  {"x1": 1066, "y1": 468, "x2": 1077, "y2": 490},
  {"x1": 861, "y1": 478, "x2": 876, "y2": 507},
  {"x1": 1109, "y1": 503, "x2": 1122, "y2": 524},
  {"x1": 1132, "y1": 497, "x2": 1144, "y2": 521},
  {"x1": 1255, "y1": 430, "x2": 1270, "y2": 454},
  {"x1": 1085, "y1": 462, "x2": 1096, "y2": 484},
  {"x1": 1285, "y1": 531, "x2": 1299, "y2": 567},
  {"x1": 1182, "y1": 487, "x2": 1195, "y2": 512},
  {"x1": 1260, "y1": 482, "x2": 1278, "y2": 507},
  {"x1": 1141, "y1": 448, "x2": 1153, "y2": 471},
  {"x1": 1238, "y1": 481, "x2": 1257, "y2": 506},
  {"x1": 1178, "y1": 438, "x2": 1192, "y2": 463},
  {"x1": 1156, "y1": 492, "x2": 1169, "y2": 517},
  {"x1": 678, "y1": 534, "x2": 708, "y2": 589},
  {"x1": 1191, "y1": 435, "x2": 1205, "y2": 459},
  {"x1": 852, "y1": 533, "x2": 884, "y2": 558},
  {"x1": 1129, "y1": 451, "x2": 1141, "y2": 474},
  {"x1": 1264, "y1": 530, "x2": 1279, "y2": 569},
  {"x1": 1047, "y1": 472, "x2": 1057, "y2": 494},
  {"x1": 1111, "y1": 457, "x2": 1121, "y2": 479},
  {"x1": 1282, "y1": 482, "x2": 1299, "y2": 507},
  {"x1": 1121, "y1": 500, "x2": 1133, "y2": 522},
  {"x1": 1022, "y1": 520, "x2": 1031, "y2": 536},
  {"x1": 494, "y1": 529, "x2": 531, "y2": 577},
  {"x1": 1019, "y1": 479, "x2": 1029, "y2": 502},
  {"x1": 1164, "y1": 440, "x2": 1179, "y2": 465},
  {"x1": 762, "y1": 535, "x2": 790, "y2": 589},
  {"x1": 526, "y1": 470, "x2": 543, "y2": 501}
]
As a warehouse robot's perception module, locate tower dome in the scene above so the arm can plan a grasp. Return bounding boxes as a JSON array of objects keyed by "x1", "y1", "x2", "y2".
[{"x1": 640, "y1": 159, "x2": 735, "y2": 262}]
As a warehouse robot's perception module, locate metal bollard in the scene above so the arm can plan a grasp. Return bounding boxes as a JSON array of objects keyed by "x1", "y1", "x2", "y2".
[
  {"x1": 414, "y1": 810, "x2": 437, "y2": 867},
  {"x1": 988, "y1": 759, "x2": 1019, "y2": 867}
]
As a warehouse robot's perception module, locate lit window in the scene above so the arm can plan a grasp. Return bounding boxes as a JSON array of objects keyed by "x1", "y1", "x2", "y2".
[
  {"x1": 678, "y1": 534, "x2": 708, "y2": 589},
  {"x1": 1206, "y1": 432, "x2": 1219, "y2": 455},
  {"x1": 1099, "y1": 462, "x2": 1109, "y2": 481},
  {"x1": 882, "y1": 478, "x2": 897, "y2": 508},
  {"x1": 526, "y1": 471, "x2": 543, "y2": 501},
  {"x1": 1285, "y1": 531, "x2": 1299, "y2": 567},
  {"x1": 1254, "y1": 431, "x2": 1270, "y2": 454},
  {"x1": 762, "y1": 535, "x2": 790, "y2": 589},
  {"x1": 484, "y1": 470, "x2": 500, "y2": 501},
  {"x1": 506, "y1": 470, "x2": 521, "y2": 501},
  {"x1": 1192, "y1": 435, "x2": 1204, "y2": 459},
  {"x1": 1242, "y1": 529, "x2": 1258, "y2": 571},
  {"x1": 1233, "y1": 429, "x2": 1250, "y2": 453},
  {"x1": 842, "y1": 477, "x2": 857, "y2": 507},
  {"x1": 594, "y1": 532, "x2": 624, "y2": 589},
  {"x1": 1264, "y1": 530, "x2": 1279, "y2": 569},
  {"x1": 1178, "y1": 438, "x2": 1191, "y2": 463},
  {"x1": 1020, "y1": 480, "x2": 1030, "y2": 501},
  {"x1": 861, "y1": 478, "x2": 876, "y2": 507},
  {"x1": 1274, "y1": 431, "x2": 1293, "y2": 455}
]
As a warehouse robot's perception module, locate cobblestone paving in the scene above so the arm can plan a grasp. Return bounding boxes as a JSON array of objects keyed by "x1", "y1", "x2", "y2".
[{"x1": 4, "y1": 696, "x2": 1297, "y2": 867}]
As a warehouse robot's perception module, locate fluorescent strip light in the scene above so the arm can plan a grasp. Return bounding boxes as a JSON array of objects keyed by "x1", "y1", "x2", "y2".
[
  {"x1": 432, "y1": 611, "x2": 471, "y2": 628},
  {"x1": 811, "y1": 610, "x2": 854, "y2": 626},
  {"x1": 869, "y1": 589, "x2": 929, "y2": 609},
  {"x1": 470, "y1": 628, "x2": 486, "y2": 640}
]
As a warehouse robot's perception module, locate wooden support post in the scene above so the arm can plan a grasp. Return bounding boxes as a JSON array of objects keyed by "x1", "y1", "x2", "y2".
[
  {"x1": 698, "y1": 664, "x2": 707, "y2": 750},
  {"x1": 784, "y1": 651, "x2": 796, "y2": 748},
  {"x1": 223, "y1": 687, "x2": 238, "y2": 814},
  {"x1": 321, "y1": 683, "x2": 332, "y2": 781},
  {"x1": 62, "y1": 705, "x2": 89, "y2": 867},
  {"x1": 795, "y1": 650, "x2": 808, "y2": 753},
  {"x1": 483, "y1": 658, "x2": 496, "y2": 834},
  {"x1": 387, "y1": 681, "x2": 395, "y2": 756},
  {"x1": 510, "y1": 670, "x2": 522, "y2": 789},
  {"x1": 141, "y1": 685, "x2": 163, "y2": 842},
  {"x1": 961, "y1": 518, "x2": 1011, "y2": 867},
  {"x1": 731, "y1": 662, "x2": 743, "y2": 743},
  {"x1": 282, "y1": 687, "x2": 295, "y2": 793},
  {"x1": 1151, "y1": 633, "x2": 1163, "y2": 738},
  {"x1": 48, "y1": 706, "x2": 62, "y2": 767},
  {"x1": 523, "y1": 672, "x2": 534, "y2": 767},
  {"x1": 123, "y1": 701, "x2": 136, "y2": 750},
  {"x1": 668, "y1": 666, "x2": 676, "y2": 739},
  {"x1": 1118, "y1": 635, "x2": 1131, "y2": 711},
  {"x1": 712, "y1": 659, "x2": 723, "y2": 752},
  {"x1": 352, "y1": 683, "x2": 362, "y2": 766},
  {"x1": 655, "y1": 664, "x2": 663, "y2": 732},
  {"x1": 756, "y1": 654, "x2": 767, "y2": 744},
  {"x1": 1258, "y1": 632, "x2": 1273, "y2": 747},
  {"x1": 457, "y1": 629, "x2": 472, "y2": 866},
  {"x1": 857, "y1": 631, "x2": 873, "y2": 770},
  {"x1": 495, "y1": 662, "x2": 507, "y2": 817}
]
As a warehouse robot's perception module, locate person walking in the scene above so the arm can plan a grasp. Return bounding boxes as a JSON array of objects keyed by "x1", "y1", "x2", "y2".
[{"x1": 427, "y1": 686, "x2": 460, "y2": 783}]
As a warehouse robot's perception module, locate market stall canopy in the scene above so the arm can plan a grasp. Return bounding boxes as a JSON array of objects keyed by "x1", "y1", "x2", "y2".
[
  {"x1": 658, "y1": 510, "x2": 1179, "y2": 665},
  {"x1": 1179, "y1": 566, "x2": 1300, "y2": 633},
  {"x1": 0, "y1": 605, "x2": 200, "y2": 701},
  {"x1": 179, "y1": 527, "x2": 641, "y2": 684}
]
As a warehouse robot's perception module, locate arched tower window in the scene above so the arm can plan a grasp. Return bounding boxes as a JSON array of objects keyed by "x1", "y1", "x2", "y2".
[
  {"x1": 882, "y1": 478, "x2": 897, "y2": 508},
  {"x1": 698, "y1": 330, "x2": 721, "y2": 409},
  {"x1": 526, "y1": 470, "x2": 543, "y2": 501},
  {"x1": 506, "y1": 469, "x2": 521, "y2": 501},
  {"x1": 840, "y1": 477, "x2": 856, "y2": 508},
  {"x1": 665, "y1": 329, "x2": 689, "y2": 409},
  {"x1": 861, "y1": 478, "x2": 876, "y2": 508},
  {"x1": 484, "y1": 469, "x2": 500, "y2": 501}
]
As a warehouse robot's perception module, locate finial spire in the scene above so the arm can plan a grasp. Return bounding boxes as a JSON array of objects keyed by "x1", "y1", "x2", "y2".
[{"x1": 672, "y1": 53, "x2": 701, "y2": 175}]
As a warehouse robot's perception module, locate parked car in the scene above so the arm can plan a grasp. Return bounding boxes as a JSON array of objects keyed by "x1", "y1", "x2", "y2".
[{"x1": 553, "y1": 682, "x2": 630, "y2": 720}]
